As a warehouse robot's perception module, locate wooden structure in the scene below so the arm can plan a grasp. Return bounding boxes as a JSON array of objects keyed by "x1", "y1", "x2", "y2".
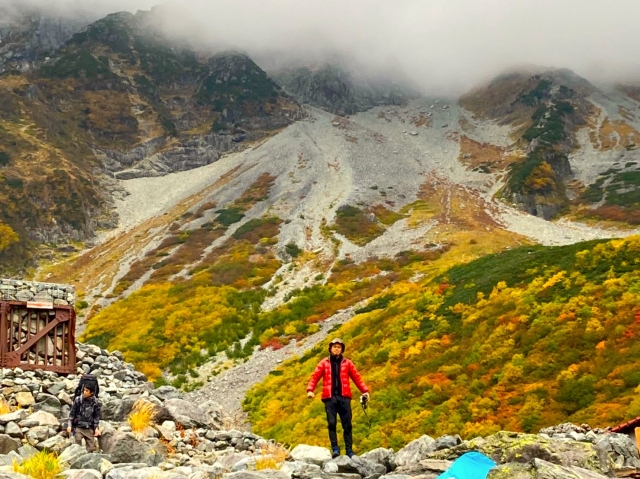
[{"x1": 0, "y1": 300, "x2": 76, "y2": 373}]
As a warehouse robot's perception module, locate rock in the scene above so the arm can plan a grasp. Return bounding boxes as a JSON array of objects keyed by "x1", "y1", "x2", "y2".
[
  {"x1": 32, "y1": 394, "x2": 62, "y2": 418},
  {"x1": 281, "y1": 461, "x2": 322, "y2": 479},
  {"x1": 0, "y1": 411, "x2": 26, "y2": 425},
  {"x1": 70, "y1": 453, "x2": 114, "y2": 471},
  {"x1": 394, "y1": 435, "x2": 436, "y2": 466},
  {"x1": 487, "y1": 462, "x2": 534, "y2": 479},
  {"x1": 596, "y1": 434, "x2": 640, "y2": 468},
  {"x1": 163, "y1": 399, "x2": 210, "y2": 428},
  {"x1": 361, "y1": 448, "x2": 395, "y2": 472},
  {"x1": 17, "y1": 444, "x2": 38, "y2": 459},
  {"x1": 4, "y1": 423, "x2": 21, "y2": 439},
  {"x1": 223, "y1": 472, "x2": 289, "y2": 479},
  {"x1": 0, "y1": 434, "x2": 20, "y2": 454},
  {"x1": 102, "y1": 399, "x2": 136, "y2": 422},
  {"x1": 215, "y1": 453, "x2": 251, "y2": 471},
  {"x1": 36, "y1": 434, "x2": 68, "y2": 452},
  {"x1": 59, "y1": 444, "x2": 88, "y2": 466},
  {"x1": 329, "y1": 456, "x2": 386, "y2": 477},
  {"x1": 14, "y1": 393, "x2": 34, "y2": 408},
  {"x1": 290, "y1": 444, "x2": 332, "y2": 466},
  {"x1": 394, "y1": 459, "x2": 453, "y2": 476},
  {"x1": 533, "y1": 458, "x2": 609, "y2": 478},
  {"x1": 0, "y1": 451, "x2": 23, "y2": 466},
  {"x1": 99, "y1": 432, "x2": 165, "y2": 466},
  {"x1": 25, "y1": 411, "x2": 59, "y2": 427},
  {"x1": 152, "y1": 387, "x2": 181, "y2": 401},
  {"x1": 0, "y1": 471, "x2": 31, "y2": 479},
  {"x1": 105, "y1": 466, "x2": 163, "y2": 479},
  {"x1": 435, "y1": 435, "x2": 461, "y2": 451},
  {"x1": 59, "y1": 470, "x2": 103, "y2": 479},
  {"x1": 26, "y1": 426, "x2": 50, "y2": 445}
]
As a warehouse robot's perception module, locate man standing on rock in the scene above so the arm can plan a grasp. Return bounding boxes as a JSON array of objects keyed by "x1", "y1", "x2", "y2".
[
  {"x1": 67, "y1": 385, "x2": 101, "y2": 452},
  {"x1": 307, "y1": 338, "x2": 370, "y2": 458}
]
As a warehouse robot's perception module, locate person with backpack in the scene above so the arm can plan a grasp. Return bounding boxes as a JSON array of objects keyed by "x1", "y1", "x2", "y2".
[
  {"x1": 67, "y1": 383, "x2": 101, "y2": 452},
  {"x1": 307, "y1": 338, "x2": 370, "y2": 458}
]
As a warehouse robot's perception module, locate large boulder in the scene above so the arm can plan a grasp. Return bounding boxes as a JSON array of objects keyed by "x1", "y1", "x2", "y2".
[
  {"x1": 290, "y1": 444, "x2": 332, "y2": 466},
  {"x1": 35, "y1": 434, "x2": 69, "y2": 452},
  {"x1": 101, "y1": 399, "x2": 136, "y2": 422},
  {"x1": 596, "y1": 434, "x2": 640, "y2": 469},
  {"x1": 99, "y1": 432, "x2": 165, "y2": 466},
  {"x1": 280, "y1": 461, "x2": 322, "y2": 479},
  {"x1": 490, "y1": 458, "x2": 609, "y2": 479},
  {"x1": 394, "y1": 435, "x2": 437, "y2": 466},
  {"x1": 393, "y1": 459, "x2": 453, "y2": 476},
  {"x1": 162, "y1": 399, "x2": 210, "y2": 428}
]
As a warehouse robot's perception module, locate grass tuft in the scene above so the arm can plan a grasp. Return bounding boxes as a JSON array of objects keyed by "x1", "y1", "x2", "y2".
[
  {"x1": 0, "y1": 397, "x2": 11, "y2": 415},
  {"x1": 255, "y1": 442, "x2": 289, "y2": 470},
  {"x1": 127, "y1": 400, "x2": 157, "y2": 433},
  {"x1": 13, "y1": 451, "x2": 63, "y2": 479}
]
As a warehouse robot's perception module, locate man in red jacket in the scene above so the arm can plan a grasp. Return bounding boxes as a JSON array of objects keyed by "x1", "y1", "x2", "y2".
[{"x1": 307, "y1": 338, "x2": 370, "y2": 458}]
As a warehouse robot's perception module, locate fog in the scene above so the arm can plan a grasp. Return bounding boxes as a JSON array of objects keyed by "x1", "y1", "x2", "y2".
[{"x1": 3, "y1": 0, "x2": 640, "y2": 95}]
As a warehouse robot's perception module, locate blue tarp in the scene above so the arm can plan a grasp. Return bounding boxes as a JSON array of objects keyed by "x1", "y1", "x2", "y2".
[{"x1": 437, "y1": 452, "x2": 497, "y2": 479}]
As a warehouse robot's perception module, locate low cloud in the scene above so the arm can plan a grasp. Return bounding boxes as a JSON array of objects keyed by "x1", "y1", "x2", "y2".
[{"x1": 2, "y1": 0, "x2": 639, "y2": 95}]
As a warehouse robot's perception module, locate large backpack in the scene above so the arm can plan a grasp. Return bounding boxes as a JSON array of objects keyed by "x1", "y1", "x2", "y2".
[{"x1": 73, "y1": 374, "x2": 99, "y2": 399}]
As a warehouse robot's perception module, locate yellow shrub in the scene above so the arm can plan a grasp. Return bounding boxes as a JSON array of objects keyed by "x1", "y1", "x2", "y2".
[
  {"x1": 0, "y1": 398, "x2": 11, "y2": 415},
  {"x1": 13, "y1": 451, "x2": 63, "y2": 479},
  {"x1": 255, "y1": 442, "x2": 289, "y2": 470},
  {"x1": 128, "y1": 400, "x2": 157, "y2": 433}
]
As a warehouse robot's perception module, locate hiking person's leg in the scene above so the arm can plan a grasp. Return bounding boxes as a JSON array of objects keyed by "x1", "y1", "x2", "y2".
[
  {"x1": 74, "y1": 429, "x2": 84, "y2": 447},
  {"x1": 337, "y1": 398, "x2": 354, "y2": 456},
  {"x1": 324, "y1": 398, "x2": 340, "y2": 457}
]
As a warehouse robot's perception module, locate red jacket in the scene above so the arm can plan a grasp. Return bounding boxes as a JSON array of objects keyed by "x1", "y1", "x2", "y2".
[{"x1": 307, "y1": 357, "x2": 369, "y2": 400}]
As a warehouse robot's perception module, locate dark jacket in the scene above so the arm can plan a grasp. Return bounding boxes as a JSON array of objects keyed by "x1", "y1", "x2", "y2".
[{"x1": 69, "y1": 395, "x2": 101, "y2": 430}]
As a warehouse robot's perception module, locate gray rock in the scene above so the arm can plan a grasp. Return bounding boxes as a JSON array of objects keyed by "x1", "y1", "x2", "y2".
[
  {"x1": 0, "y1": 434, "x2": 20, "y2": 454},
  {"x1": 59, "y1": 470, "x2": 103, "y2": 479},
  {"x1": 17, "y1": 445, "x2": 38, "y2": 459},
  {"x1": 101, "y1": 399, "x2": 136, "y2": 422},
  {"x1": 25, "y1": 411, "x2": 59, "y2": 427},
  {"x1": 435, "y1": 435, "x2": 461, "y2": 451},
  {"x1": 99, "y1": 432, "x2": 165, "y2": 466},
  {"x1": 70, "y1": 453, "x2": 114, "y2": 471},
  {"x1": 361, "y1": 448, "x2": 395, "y2": 472},
  {"x1": 151, "y1": 387, "x2": 181, "y2": 401},
  {"x1": 32, "y1": 394, "x2": 62, "y2": 417},
  {"x1": 394, "y1": 435, "x2": 436, "y2": 467},
  {"x1": 0, "y1": 411, "x2": 27, "y2": 426},
  {"x1": 290, "y1": 444, "x2": 332, "y2": 466},
  {"x1": 533, "y1": 458, "x2": 608, "y2": 478},
  {"x1": 58, "y1": 444, "x2": 88, "y2": 466},
  {"x1": 0, "y1": 451, "x2": 23, "y2": 466},
  {"x1": 163, "y1": 399, "x2": 210, "y2": 428},
  {"x1": 223, "y1": 472, "x2": 289, "y2": 479},
  {"x1": 36, "y1": 434, "x2": 68, "y2": 452},
  {"x1": 105, "y1": 466, "x2": 163, "y2": 479},
  {"x1": 4, "y1": 423, "x2": 21, "y2": 439},
  {"x1": 281, "y1": 461, "x2": 322, "y2": 479},
  {"x1": 0, "y1": 471, "x2": 31, "y2": 479},
  {"x1": 26, "y1": 426, "x2": 50, "y2": 445},
  {"x1": 329, "y1": 456, "x2": 386, "y2": 477}
]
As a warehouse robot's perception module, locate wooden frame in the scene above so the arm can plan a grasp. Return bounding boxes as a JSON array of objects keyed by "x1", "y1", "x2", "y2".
[{"x1": 0, "y1": 301, "x2": 76, "y2": 373}]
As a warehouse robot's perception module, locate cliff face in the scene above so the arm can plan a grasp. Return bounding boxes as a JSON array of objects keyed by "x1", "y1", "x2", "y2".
[
  {"x1": 271, "y1": 64, "x2": 417, "y2": 116},
  {"x1": 0, "y1": 10, "x2": 303, "y2": 274}
]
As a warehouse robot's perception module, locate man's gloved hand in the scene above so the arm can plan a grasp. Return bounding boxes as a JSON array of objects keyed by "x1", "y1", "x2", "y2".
[
  {"x1": 362, "y1": 392, "x2": 370, "y2": 402},
  {"x1": 307, "y1": 391, "x2": 314, "y2": 399}
]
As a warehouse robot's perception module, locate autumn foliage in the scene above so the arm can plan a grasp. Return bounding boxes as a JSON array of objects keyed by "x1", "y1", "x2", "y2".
[{"x1": 245, "y1": 236, "x2": 640, "y2": 451}]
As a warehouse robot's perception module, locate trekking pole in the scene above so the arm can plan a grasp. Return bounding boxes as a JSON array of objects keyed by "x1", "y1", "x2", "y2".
[{"x1": 359, "y1": 395, "x2": 372, "y2": 429}]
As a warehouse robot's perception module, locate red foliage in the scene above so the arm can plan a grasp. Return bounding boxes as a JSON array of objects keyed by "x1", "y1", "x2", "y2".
[
  {"x1": 261, "y1": 338, "x2": 285, "y2": 350},
  {"x1": 435, "y1": 283, "x2": 450, "y2": 295}
]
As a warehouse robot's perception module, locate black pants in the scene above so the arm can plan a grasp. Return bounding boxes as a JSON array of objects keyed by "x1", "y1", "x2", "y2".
[{"x1": 324, "y1": 396, "x2": 353, "y2": 452}]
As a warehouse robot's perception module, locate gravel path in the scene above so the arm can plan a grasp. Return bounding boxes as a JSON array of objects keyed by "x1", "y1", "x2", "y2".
[{"x1": 185, "y1": 306, "x2": 360, "y2": 420}]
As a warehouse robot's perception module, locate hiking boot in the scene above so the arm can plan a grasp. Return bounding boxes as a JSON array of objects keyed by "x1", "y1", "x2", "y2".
[
  {"x1": 346, "y1": 450, "x2": 355, "y2": 458},
  {"x1": 332, "y1": 447, "x2": 340, "y2": 458}
]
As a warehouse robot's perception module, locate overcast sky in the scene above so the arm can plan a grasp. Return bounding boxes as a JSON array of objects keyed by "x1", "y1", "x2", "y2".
[{"x1": 4, "y1": 0, "x2": 640, "y2": 95}]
